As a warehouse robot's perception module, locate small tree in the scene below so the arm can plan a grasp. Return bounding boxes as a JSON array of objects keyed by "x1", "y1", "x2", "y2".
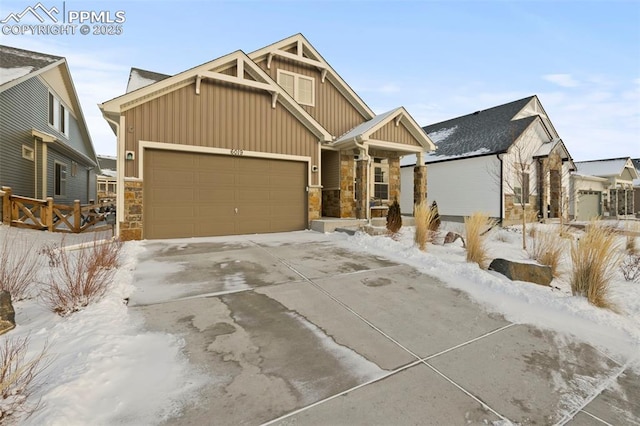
[{"x1": 386, "y1": 199, "x2": 402, "y2": 235}]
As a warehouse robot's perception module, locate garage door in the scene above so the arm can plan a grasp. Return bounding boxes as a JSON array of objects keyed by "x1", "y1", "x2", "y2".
[
  {"x1": 577, "y1": 191, "x2": 601, "y2": 221},
  {"x1": 143, "y1": 149, "x2": 307, "y2": 239}
]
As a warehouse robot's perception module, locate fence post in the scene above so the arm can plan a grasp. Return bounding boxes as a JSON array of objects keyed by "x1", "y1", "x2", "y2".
[
  {"x1": 1, "y1": 186, "x2": 11, "y2": 225},
  {"x1": 46, "y1": 197, "x2": 54, "y2": 232},
  {"x1": 73, "y1": 200, "x2": 81, "y2": 232}
]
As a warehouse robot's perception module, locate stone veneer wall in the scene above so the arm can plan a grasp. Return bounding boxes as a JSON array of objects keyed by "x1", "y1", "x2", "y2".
[
  {"x1": 503, "y1": 194, "x2": 538, "y2": 226},
  {"x1": 120, "y1": 179, "x2": 143, "y2": 241},
  {"x1": 308, "y1": 187, "x2": 321, "y2": 223},
  {"x1": 339, "y1": 152, "x2": 356, "y2": 218},
  {"x1": 413, "y1": 165, "x2": 427, "y2": 211},
  {"x1": 322, "y1": 189, "x2": 340, "y2": 217}
]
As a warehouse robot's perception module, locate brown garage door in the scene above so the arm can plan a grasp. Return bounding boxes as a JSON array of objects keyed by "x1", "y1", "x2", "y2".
[{"x1": 143, "y1": 149, "x2": 307, "y2": 239}]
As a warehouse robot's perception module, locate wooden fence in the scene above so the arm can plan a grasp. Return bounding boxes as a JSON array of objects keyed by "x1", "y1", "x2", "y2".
[{"x1": 0, "y1": 186, "x2": 111, "y2": 233}]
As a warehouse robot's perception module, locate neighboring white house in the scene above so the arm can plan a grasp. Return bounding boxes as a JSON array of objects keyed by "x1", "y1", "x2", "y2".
[
  {"x1": 401, "y1": 95, "x2": 575, "y2": 225},
  {"x1": 571, "y1": 157, "x2": 638, "y2": 220}
]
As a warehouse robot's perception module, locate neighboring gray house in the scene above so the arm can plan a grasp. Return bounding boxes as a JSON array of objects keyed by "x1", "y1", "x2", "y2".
[
  {"x1": 401, "y1": 96, "x2": 575, "y2": 224},
  {"x1": 97, "y1": 154, "x2": 117, "y2": 205},
  {"x1": 0, "y1": 45, "x2": 98, "y2": 205}
]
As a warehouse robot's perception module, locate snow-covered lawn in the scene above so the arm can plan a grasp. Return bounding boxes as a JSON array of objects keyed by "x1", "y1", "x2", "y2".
[{"x1": 1, "y1": 220, "x2": 639, "y2": 424}]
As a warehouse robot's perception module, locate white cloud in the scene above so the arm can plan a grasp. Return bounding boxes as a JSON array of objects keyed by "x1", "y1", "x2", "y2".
[{"x1": 543, "y1": 73, "x2": 580, "y2": 88}]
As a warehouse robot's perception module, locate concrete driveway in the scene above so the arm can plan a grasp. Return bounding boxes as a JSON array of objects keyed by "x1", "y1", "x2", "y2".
[{"x1": 129, "y1": 232, "x2": 639, "y2": 425}]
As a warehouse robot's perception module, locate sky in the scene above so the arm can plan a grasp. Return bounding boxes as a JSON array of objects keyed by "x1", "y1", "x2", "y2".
[{"x1": 1, "y1": 0, "x2": 638, "y2": 161}]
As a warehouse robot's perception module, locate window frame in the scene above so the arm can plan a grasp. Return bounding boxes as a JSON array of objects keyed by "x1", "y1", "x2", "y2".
[
  {"x1": 48, "y1": 91, "x2": 69, "y2": 138},
  {"x1": 372, "y1": 158, "x2": 389, "y2": 201},
  {"x1": 514, "y1": 171, "x2": 530, "y2": 205},
  {"x1": 277, "y1": 69, "x2": 315, "y2": 107},
  {"x1": 54, "y1": 160, "x2": 67, "y2": 197}
]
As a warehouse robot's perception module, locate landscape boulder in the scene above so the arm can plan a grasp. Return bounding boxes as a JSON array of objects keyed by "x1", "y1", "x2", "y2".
[
  {"x1": 0, "y1": 290, "x2": 16, "y2": 335},
  {"x1": 443, "y1": 231, "x2": 466, "y2": 248},
  {"x1": 488, "y1": 258, "x2": 553, "y2": 287}
]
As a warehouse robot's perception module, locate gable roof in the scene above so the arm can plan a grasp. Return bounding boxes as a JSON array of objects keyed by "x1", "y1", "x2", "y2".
[
  {"x1": 0, "y1": 45, "x2": 62, "y2": 90},
  {"x1": 100, "y1": 49, "x2": 332, "y2": 142},
  {"x1": 248, "y1": 33, "x2": 375, "y2": 120},
  {"x1": 633, "y1": 158, "x2": 640, "y2": 186},
  {"x1": 1, "y1": 45, "x2": 97, "y2": 167},
  {"x1": 421, "y1": 96, "x2": 539, "y2": 163},
  {"x1": 333, "y1": 107, "x2": 435, "y2": 151},
  {"x1": 574, "y1": 157, "x2": 638, "y2": 179},
  {"x1": 126, "y1": 67, "x2": 170, "y2": 93}
]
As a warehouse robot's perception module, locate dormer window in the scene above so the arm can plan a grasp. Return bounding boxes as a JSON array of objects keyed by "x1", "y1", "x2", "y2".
[
  {"x1": 277, "y1": 70, "x2": 315, "y2": 106},
  {"x1": 48, "y1": 91, "x2": 69, "y2": 137}
]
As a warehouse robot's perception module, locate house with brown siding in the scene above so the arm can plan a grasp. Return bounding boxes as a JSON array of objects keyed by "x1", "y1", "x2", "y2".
[{"x1": 100, "y1": 34, "x2": 434, "y2": 240}]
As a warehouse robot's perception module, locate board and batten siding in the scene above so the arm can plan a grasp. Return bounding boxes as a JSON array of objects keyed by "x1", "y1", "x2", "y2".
[
  {"x1": 1, "y1": 76, "x2": 92, "y2": 200},
  {"x1": 255, "y1": 57, "x2": 367, "y2": 138},
  {"x1": 371, "y1": 121, "x2": 422, "y2": 147},
  {"x1": 123, "y1": 79, "x2": 320, "y2": 185},
  {"x1": 321, "y1": 150, "x2": 340, "y2": 189},
  {"x1": 425, "y1": 156, "x2": 501, "y2": 220}
]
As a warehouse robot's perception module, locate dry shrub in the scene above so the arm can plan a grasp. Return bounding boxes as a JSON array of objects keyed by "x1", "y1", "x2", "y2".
[
  {"x1": 0, "y1": 336, "x2": 49, "y2": 422},
  {"x1": 625, "y1": 222, "x2": 640, "y2": 255},
  {"x1": 0, "y1": 231, "x2": 40, "y2": 301},
  {"x1": 386, "y1": 199, "x2": 402, "y2": 235},
  {"x1": 42, "y1": 238, "x2": 122, "y2": 316},
  {"x1": 414, "y1": 201, "x2": 439, "y2": 251},
  {"x1": 528, "y1": 229, "x2": 565, "y2": 278},
  {"x1": 620, "y1": 254, "x2": 640, "y2": 282},
  {"x1": 570, "y1": 223, "x2": 621, "y2": 310},
  {"x1": 464, "y1": 212, "x2": 496, "y2": 269}
]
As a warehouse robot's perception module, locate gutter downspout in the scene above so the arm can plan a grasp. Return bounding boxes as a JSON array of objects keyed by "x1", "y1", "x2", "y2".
[
  {"x1": 103, "y1": 114, "x2": 121, "y2": 238},
  {"x1": 354, "y1": 138, "x2": 371, "y2": 225},
  {"x1": 497, "y1": 153, "x2": 504, "y2": 225}
]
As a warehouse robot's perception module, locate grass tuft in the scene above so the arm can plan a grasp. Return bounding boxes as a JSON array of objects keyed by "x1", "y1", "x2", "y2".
[
  {"x1": 42, "y1": 238, "x2": 122, "y2": 316},
  {"x1": 464, "y1": 212, "x2": 496, "y2": 269},
  {"x1": 570, "y1": 223, "x2": 621, "y2": 310},
  {"x1": 0, "y1": 336, "x2": 49, "y2": 422},
  {"x1": 0, "y1": 230, "x2": 40, "y2": 301},
  {"x1": 414, "y1": 201, "x2": 439, "y2": 251},
  {"x1": 528, "y1": 227, "x2": 565, "y2": 278}
]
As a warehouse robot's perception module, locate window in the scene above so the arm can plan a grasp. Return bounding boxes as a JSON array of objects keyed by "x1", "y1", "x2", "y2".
[
  {"x1": 22, "y1": 145, "x2": 34, "y2": 161},
  {"x1": 514, "y1": 172, "x2": 530, "y2": 205},
  {"x1": 48, "y1": 91, "x2": 69, "y2": 137},
  {"x1": 373, "y1": 158, "x2": 389, "y2": 200},
  {"x1": 277, "y1": 70, "x2": 315, "y2": 106},
  {"x1": 55, "y1": 162, "x2": 67, "y2": 196}
]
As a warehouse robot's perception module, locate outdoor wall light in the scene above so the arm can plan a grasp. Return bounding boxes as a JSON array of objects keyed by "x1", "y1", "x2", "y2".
[
  {"x1": 311, "y1": 165, "x2": 318, "y2": 172},
  {"x1": 125, "y1": 151, "x2": 135, "y2": 160}
]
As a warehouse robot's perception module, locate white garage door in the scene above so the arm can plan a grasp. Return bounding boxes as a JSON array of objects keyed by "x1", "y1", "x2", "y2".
[{"x1": 577, "y1": 191, "x2": 601, "y2": 221}]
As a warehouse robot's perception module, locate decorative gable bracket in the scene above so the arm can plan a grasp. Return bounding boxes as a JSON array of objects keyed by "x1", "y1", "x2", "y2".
[
  {"x1": 195, "y1": 57, "x2": 279, "y2": 108},
  {"x1": 266, "y1": 50, "x2": 328, "y2": 83}
]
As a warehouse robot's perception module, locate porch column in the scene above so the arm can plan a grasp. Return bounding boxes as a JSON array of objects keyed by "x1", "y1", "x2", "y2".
[
  {"x1": 413, "y1": 152, "x2": 427, "y2": 211},
  {"x1": 355, "y1": 157, "x2": 368, "y2": 219}
]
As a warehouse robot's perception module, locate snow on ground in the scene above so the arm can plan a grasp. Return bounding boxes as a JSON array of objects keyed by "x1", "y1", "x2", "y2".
[
  {"x1": 334, "y1": 221, "x2": 640, "y2": 365},
  {"x1": 1, "y1": 220, "x2": 639, "y2": 424},
  {"x1": 1, "y1": 227, "x2": 207, "y2": 425}
]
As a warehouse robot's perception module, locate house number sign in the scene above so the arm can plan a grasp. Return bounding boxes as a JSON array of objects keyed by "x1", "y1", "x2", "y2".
[{"x1": 230, "y1": 149, "x2": 244, "y2": 156}]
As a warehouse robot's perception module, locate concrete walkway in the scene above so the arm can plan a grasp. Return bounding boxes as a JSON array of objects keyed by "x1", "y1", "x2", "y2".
[{"x1": 129, "y1": 232, "x2": 639, "y2": 426}]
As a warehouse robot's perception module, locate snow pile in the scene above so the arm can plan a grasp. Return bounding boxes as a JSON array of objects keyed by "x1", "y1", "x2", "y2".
[
  {"x1": 4, "y1": 238, "x2": 207, "y2": 425},
  {"x1": 427, "y1": 125, "x2": 458, "y2": 144},
  {"x1": 1, "y1": 66, "x2": 34, "y2": 85}
]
